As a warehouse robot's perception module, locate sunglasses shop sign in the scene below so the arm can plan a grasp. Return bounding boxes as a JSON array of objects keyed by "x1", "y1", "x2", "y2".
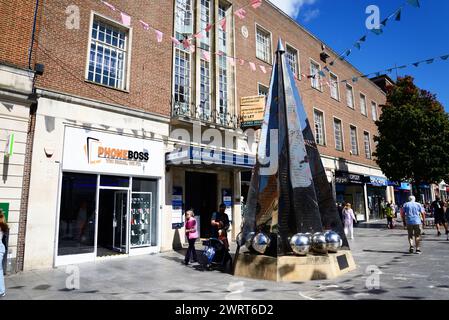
[{"x1": 62, "y1": 126, "x2": 164, "y2": 176}]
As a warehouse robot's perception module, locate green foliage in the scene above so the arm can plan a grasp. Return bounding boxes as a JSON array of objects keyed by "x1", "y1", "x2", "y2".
[{"x1": 373, "y1": 76, "x2": 449, "y2": 187}]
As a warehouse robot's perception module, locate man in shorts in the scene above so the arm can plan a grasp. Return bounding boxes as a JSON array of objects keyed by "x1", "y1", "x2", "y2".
[
  {"x1": 403, "y1": 196, "x2": 425, "y2": 254},
  {"x1": 431, "y1": 196, "x2": 449, "y2": 237}
]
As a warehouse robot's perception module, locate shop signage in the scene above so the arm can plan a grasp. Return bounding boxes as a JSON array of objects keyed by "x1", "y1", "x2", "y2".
[
  {"x1": 0, "y1": 203, "x2": 9, "y2": 221},
  {"x1": 335, "y1": 171, "x2": 365, "y2": 185},
  {"x1": 369, "y1": 176, "x2": 388, "y2": 187},
  {"x1": 172, "y1": 187, "x2": 184, "y2": 229},
  {"x1": 4, "y1": 133, "x2": 14, "y2": 158},
  {"x1": 63, "y1": 126, "x2": 164, "y2": 176},
  {"x1": 240, "y1": 96, "x2": 265, "y2": 128},
  {"x1": 222, "y1": 189, "x2": 233, "y2": 222}
]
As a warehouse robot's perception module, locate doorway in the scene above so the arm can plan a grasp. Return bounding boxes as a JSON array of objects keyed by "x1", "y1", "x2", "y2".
[
  {"x1": 97, "y1": 189, "x2": 129, "y2": 257},
  {"x1": 185, "y1": 172, "x2": 217, "y2": 238}
]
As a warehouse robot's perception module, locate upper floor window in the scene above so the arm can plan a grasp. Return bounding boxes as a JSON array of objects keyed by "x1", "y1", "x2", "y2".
[
  {"x1": 346, "y1": 84, "x2": 354, "y2": 109},
  {"x1": 200, "y1": 0, "x2": 211, "y2": 50},
  {"x1": 87, "y1": 17, "x2": 129, "y2": 90},
  {"x1": 286, "y1": 44, "x2": 299, "y2": 78},
  {"x1": 310, "y1": 60, "x2": 321, "y2": 90},
  {"x1": 364, "y1": 131, "x2": 372, "y2": 159},
  {"x1": 258, "y1": 83, "x2": 269, "y2": 97},
  {"x1": 334, "y1": 118, "x2": 343, "y2": 151},
  {"x1": 371, "y1": 101, "x2": 378, "y2": 121},
  {"x1": 256, "y1": 25, "x2": 272, "y2": 64},
  {"x1": 350, "y1": 126, "x2": 359, "y2": 155},
  {"x1": 174, "y1": 48, "x2": 191, "y2": 107},
  {"x1": 360, "y1": 93, "x2": 367, "y2": 116},
  {"x1": 314, "y1": 109, "x2": 326, "y2": 146},
  {"x1": 175, "y1": 0, "x2": 193, "y2": 36},
  {"x1": 330, "y1": 73, "x2": 339, "y2": 100}
]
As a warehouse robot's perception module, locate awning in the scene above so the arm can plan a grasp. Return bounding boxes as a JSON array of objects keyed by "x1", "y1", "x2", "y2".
[
  {"x1": 166, "y1": 146, "x2": 256, "y2": 169},
  {"x1": 368, "y1": 176, "x2": 388, "y2": 187}
]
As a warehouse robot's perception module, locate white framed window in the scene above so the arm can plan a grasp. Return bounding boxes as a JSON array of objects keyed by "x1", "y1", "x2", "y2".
[
  {"x1": 350, "y1": 125, "x2": 359, "y2": 156},
  {"x1": 256, "y1": 24, "x2": 272, "y2": 64},
  {"x1": 371, "y1": 101, "x2": 378, "y2": 121},
  {"x1": 364, "y1": 131, "x2": 372, "y2": 159},
  {"x1": 333, "y1": 118, "x2": 344, "y2": 151},
  {"x1": 310, "y1": 59, "x2": 321, "y2": 90},
  {"x1": 175, "y1": 0, "x2": 193, "y2": 36},
  {"x1": 174, "y1": 48, "x2": 191, "y2": 107},
  {"x1": 87, "y1": 16, "x2": 129, "y2": 90},
  {"x1": 286, "y1": 44, "x2": 299, "y2": 78},
  {"x1": 314, "y1": 109, "x2": 326, "y2": 146},
  {"x1": 258, "y1": 83, "x2": 269, "y2": 97},
  {"x1": 360, "y1": 93, "x2": 367, "y2": 116},
  {"x1": 200, "y1": 0, "x2": 211, "y2": 50},
  {"x1": 346, "y1": 84, "x2": 354, "y2": 109},
  {"x1": 217, "y1": 3, "x2": 229, "y2": 125},
  {"x1": 330, "y1": 73, "x2": 339, "y2": 100},
  {"x1": 199, "y1": 59, "x2": 211, "y2": 120}
]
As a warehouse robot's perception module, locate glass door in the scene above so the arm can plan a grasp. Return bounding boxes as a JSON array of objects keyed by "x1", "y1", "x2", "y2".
[
  {"x1": 113, "y1": 191, "x2": 128, "y2": 253},
  {"x1": 130, "y1": 193, "x2": 152, "y2": 247}
]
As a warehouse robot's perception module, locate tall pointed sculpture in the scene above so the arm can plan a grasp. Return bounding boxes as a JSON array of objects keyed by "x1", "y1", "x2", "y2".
[{"x1": 235, "y1": 40, "x2": 355, "y2": 282}]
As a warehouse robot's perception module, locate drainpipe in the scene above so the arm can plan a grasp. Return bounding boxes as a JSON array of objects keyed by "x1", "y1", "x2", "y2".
[{"x1": 28, "y1": 0, "x2": 40, "y2": 70}]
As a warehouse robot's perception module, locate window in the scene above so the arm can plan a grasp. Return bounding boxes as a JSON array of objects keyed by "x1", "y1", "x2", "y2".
[
  {"x1": 87, "y1": 17, "x2": 128, "y2": 90},
  {"x1": 310, "y1": 60, "x2": 321, "y2": 90},
  {"x1": 346, "y1": 84, "x2": 354, "y2": 109},
  {"x1": 314, "y1": 109, "x2": 325, "y2": 146},
  {"x1": 330, "y1": 73, "x2": 339, "y2": 100},
  {"x1": 200, "y1": 0, "x2": 211, "y2": 50},
  {"x1": 258, "y1": 84, "x2": 269, "y2": 97},
  {"x1": 364, "y1": 132, "x2": 372, "y2": 159},
  {"x1": 360, "y1": 93, "x2": 367, "y2": 116},
  {"x1": 175, "y1": 0, "x2": 193, "y2": 36},
  {"x1": 350, "y1": 126, "x2": 359, "y2": 155},
  {"x1": 199, "y1": 59, "x2": 211, "y2": 120},
  {"x1": 371, "y1": 101, "x2": 378, "y2": 121},
  {"x1": 286, "y1": 44, "x2": 299, "y2": 78},
  {"x1": 256, "y1": 25, "x2": 272, "y2": 64},
  {"x1": 334, "y1": 118, "x2": 343, "y2": 151},
  {"x1": 174, "y1": 48, "x2": 191, "y2": 107},
  {"x1": 217, "y1": 3, "x2": 229, "y2": 125}
]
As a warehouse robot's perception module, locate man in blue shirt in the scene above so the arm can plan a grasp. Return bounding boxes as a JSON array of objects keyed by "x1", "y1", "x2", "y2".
[{"x1": 403, "y1": 196, "x2": 425, "y2": 254}]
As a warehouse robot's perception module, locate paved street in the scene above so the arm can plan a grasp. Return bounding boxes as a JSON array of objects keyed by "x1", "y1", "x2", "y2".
[{"x1": 2, "y1": 220, "x2": 449, "y2": 300}]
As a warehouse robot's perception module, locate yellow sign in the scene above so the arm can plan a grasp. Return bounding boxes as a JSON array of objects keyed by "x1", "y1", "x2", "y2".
[{"x1": 240, "y1": 96, "x2": 266, "y2": 128}]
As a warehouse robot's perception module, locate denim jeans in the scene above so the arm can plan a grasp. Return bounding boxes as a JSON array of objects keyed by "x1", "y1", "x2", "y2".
[{"x1": 0, "y1": 243, "x2": 5, "y2": 295}]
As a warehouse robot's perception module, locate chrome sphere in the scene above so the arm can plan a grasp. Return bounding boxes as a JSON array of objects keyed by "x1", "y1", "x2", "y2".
[
  {"x1": 325, "y1": 231, "x2": 343, "y2": 253},
  {"x1": 244, "y1": 232, "x2": 256, "y2": 250},
  {"x1": 289, "y1": 233, "x2": 311, "y2": 256},
  {"x1": 311, "y1": 232, "x2": 328, "y2": 254},
  {"x1": 252, "y1": 232, "x2": 271, "y2": 254}
]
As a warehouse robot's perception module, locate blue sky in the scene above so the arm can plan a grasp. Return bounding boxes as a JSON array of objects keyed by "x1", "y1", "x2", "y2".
[{"x1": 270, "y1": 0, "x2": 449, "y2": 111}]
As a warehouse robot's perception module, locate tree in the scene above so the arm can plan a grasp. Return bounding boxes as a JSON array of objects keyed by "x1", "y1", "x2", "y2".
[{"x1": 373, "y1": 76, "x2": 449, "y2": 198}]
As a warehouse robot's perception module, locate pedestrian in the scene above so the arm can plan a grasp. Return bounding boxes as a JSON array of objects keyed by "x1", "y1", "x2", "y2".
[
  {"x1": 342, "y1": 203, "x2": 357, "y2": 240},
  {"x1": 337, "y1": 202, "x2": 344, "y2": 224},
  {"x1": 431, "y1": 196, "x2": 449, "y2": 237},
  {"x1": 211, "y1": 204, "x2": 230, "y2": 250},
  {"x1": 0, "y1": 210, "x2": 8, "y2": 297},
  {"x1": 386, "y1": 203, "x2": 395, "y2": 229},
  {"x1": 403, "y1": 196, "x2": 424, "y2": 254},
  {"x1": 184, "y1": 210, "x2": 198, "y2": 265}
]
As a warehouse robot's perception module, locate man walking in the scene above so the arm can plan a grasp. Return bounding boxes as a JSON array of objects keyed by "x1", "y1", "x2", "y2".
[
  {"x1": 403, "y1": 196, "x2": 425, "y2": 254},
  {"x1": 431, "y1": 196, "x2": 449, "y2": 237}
]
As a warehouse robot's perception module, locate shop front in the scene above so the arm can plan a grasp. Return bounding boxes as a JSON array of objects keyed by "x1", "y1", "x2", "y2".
[
  {"x1": 366, "y1": 176, "x2": 388, "y2": 220},
  {"x1": 393, "y1": 182, "x2": 412, "y2": 206},
  {"x1": 55, "y1": 126, "x2": 165, "y2": 266},
  {"x1": 335, "y1": 171, "x2": 367, "y2": 222}
]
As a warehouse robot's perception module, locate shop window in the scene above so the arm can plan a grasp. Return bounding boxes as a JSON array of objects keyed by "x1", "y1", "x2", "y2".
[
  {"x1": 100, "y1": 175, "x2": 130, "y2": 188},
  {"x1": 58, "y1": 173, "x2": 97, "y2": 256}
]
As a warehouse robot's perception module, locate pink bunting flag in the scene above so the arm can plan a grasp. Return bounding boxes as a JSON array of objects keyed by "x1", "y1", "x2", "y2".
[
  {"x1": 205, "y1": 24, "x2": 213, "y2": 32},
  {"x1": 228, "y1": 57, "x2": 236, "y2": 66},
  {"x1": 102, "y1": 1, "x2": 116, "y2": 11},
  {"x1": 239, "y1": 59, "x2": 245, "y2": 66},
  {"x1": 171, "y1": 37, "x2": 180, "y2": 45},
  {"x1": 251, "y1": 0, "x2": 263, "y2": 9},
  {"x1": 190, "y1": 45, "x2": 196, "y2": 53},
  {"x1": 220, "y1": 18, "x2": 227, "y2": 30},
  {"x1": 193, "y1": 32, "x2": 204, "y2": 39},
  {"x1": 259, "y1": 65, "x2": 267, "y2": 74},
  {"x1": 249, "y1": 62, "x2": 256, "y2": 72},
  {"x1": 202, "y1": 51, "x2": 211, "y2": 62},
  {"x1": 120, "y1": 12, "x2": 131, "y2": 27},
  {"x1": 182, "y1": 38, "x2": 191, "y2": 50},
  {"x1": 155, "y1": 30, "x2": 163, "y2": 43},
  {"x1": 234, "y1": 8, "x2": 247, "y2": 20},
  {"x1": 139, "y1": 20, "x2": 150, "y2": 30},
  {"x1": 217, "y1": 51, "x2": 224, "y2": 56}
]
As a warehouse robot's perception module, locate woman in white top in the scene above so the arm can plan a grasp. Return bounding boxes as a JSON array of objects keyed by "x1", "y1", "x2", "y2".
[
  {"x1": 0, "y1": 210, "x2": 8, "y2": 297},
  {"x1": 342, "y1": 203, "x2": 357, "y2": 240}
]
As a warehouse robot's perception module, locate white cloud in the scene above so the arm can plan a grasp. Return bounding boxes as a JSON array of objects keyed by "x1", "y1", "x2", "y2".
[
  {"x1": 269, "y1": 0, "x2": 317, "y2": 18},
  {"x1": 302, "y1": 8, "x2": 320, "y2": 23}
]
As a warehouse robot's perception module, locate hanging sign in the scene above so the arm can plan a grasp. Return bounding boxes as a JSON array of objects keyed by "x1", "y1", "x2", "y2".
[
  {"x1": 4, "y1": 133, "x2": 14, "y2": 158},
  {"x1": 222, "y1": 189, "x2": 233, "y2": 222},
  {"x1": 172, "y1": 186, "x2": 184, "y2": 229}
]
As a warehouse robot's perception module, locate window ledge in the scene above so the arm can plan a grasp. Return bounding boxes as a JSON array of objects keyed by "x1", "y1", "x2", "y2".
[{"x1": 85, "y1": 80, "x2": 130, "y2": 94}]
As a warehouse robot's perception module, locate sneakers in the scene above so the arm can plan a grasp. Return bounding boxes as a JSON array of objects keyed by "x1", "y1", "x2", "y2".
[
  {"x1": 438, "y1": 231, "x2": 442, "y2": 236},
  {"x1": 409, "y1": 247, "x2": 414, "y2": 254},
  {"x1": 415, "y1": 249, "x2": 422, "y2": 255}
]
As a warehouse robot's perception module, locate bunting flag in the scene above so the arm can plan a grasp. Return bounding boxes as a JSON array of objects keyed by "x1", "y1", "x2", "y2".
[
  {"x1": 413, "y1": 62, "x2": 420, "y2": 67},
  {"x1": 381, "y1": 18, "x2": 388, "y2": 26},
  {"x1": 205, "y1": 24, "x2": 213, "y2": 32},
  {"x1": 182, "y1": 38, "x2": 191, "y2": 49},
  {"x1": 220, "y1": 18, "x2": 227, "y2": 30},
  {"x1": 228, "y1": 57, "x2": 236, "y2": 66},
  {"x1": 249, "y1": 62, "x2": 256, "y2": 71},
  {"x1": 323, "y1": 66, "x2": 330, "y2": 73},
  {"x1": 406, "y1": 0, "x2": 420, "y2": 8},
  {"x1": 352, "y1": 77, "x2": 359, "y2": 83},
  {"x1": 398, "y1": 65, "x2": 407, "y2": 69},
  {"x1": 239, "y1": 59, "x2": 245, "y2": 66},
  {"x1": 190, "y1": 45, "x2": 196, "y2": 53},
  {"x1": 354, "y1": 42, "x2": 361, "y2": 50},
  {"x1": 251, "y1": 0, "x2": 263, "y2": 9},
  {"x1": 441, "y1": 55, "x2": 449, "y2": 60},
  {"x1": 171, "y1": 37, "x2": 180, "y2": 45},
  {"x1": 120, "y1": 12, "x2": 131, "y2": 27},
  {"x1": 102, "y1": 1, "x2": 116, "y2": 11},
  {"x1": 395, "y1": 9, "x2": 402, "y2": 21},
  {"x1": 426, "y1": 59, "x2": 434, "y2": 64},
  {"x1": 155, "y1": 30, "x2": 163, "y2": 43},
  {"x1": 193, "y1": 32, "x2": 204, "y2": 39},
  {"x1": 217, "y1": 51, "x2": 224, "y2": 56},
  {"x1": 260, "y1": 65, "x2": 267, "y2": 74},
  {"x1": 359, "y1": 35, "x2": 367, "y2": 42},
  {"x1": 345, "y1": 49, "x2": 352, "y2": 56},
  {"x1": 139, "y1": 20, "x2": 150, "y2": 30},
  {"x1": 371, "y1": 28, "x2": 383, "y2": 35},
  {"x1": 202, "y1": 50, "x2": 211, "y2": 62},
  {"x1": 235, "y1": 8, "x2": 247, "y2": 20}
]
